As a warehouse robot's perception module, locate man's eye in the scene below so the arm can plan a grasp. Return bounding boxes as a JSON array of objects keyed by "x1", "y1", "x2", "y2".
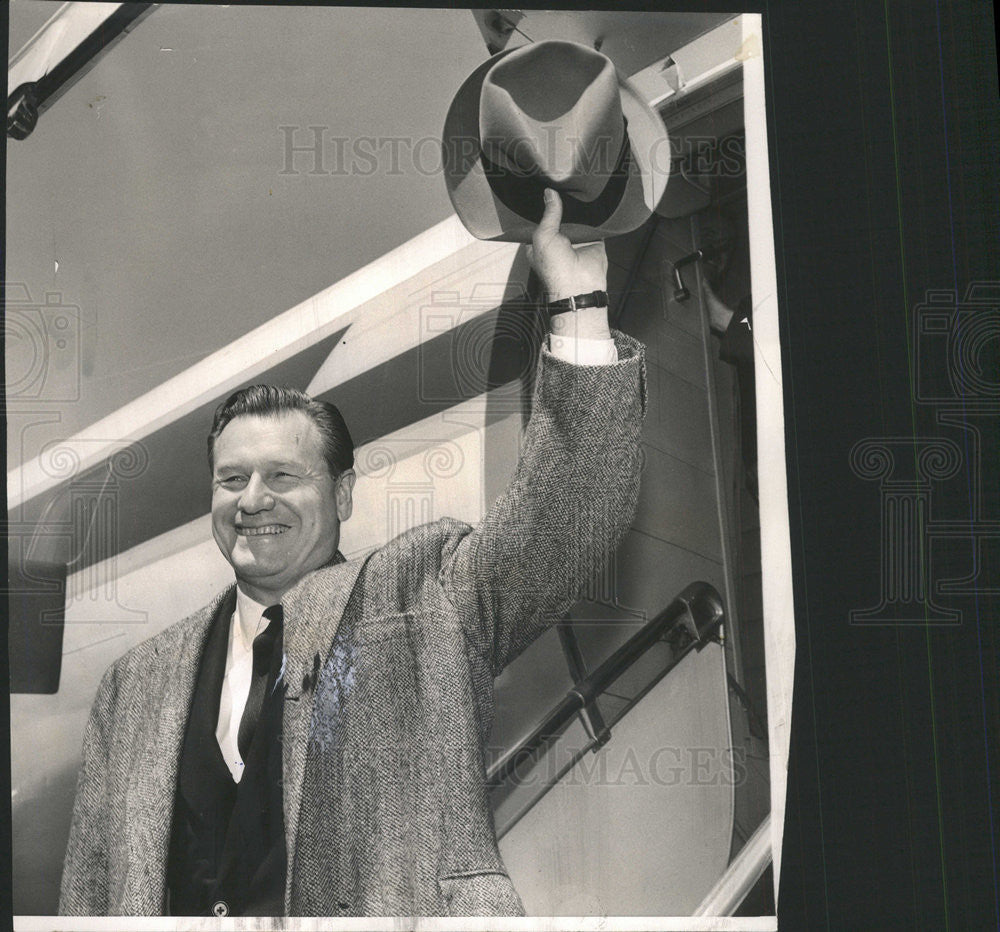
[{"x1": 219, "y1": 476, "x2": 247, "y2": 488}]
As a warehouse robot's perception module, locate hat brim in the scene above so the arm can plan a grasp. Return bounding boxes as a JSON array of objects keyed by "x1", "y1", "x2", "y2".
[{"x1": 443, "y1": 46, "x2": 671, "y2": 244}]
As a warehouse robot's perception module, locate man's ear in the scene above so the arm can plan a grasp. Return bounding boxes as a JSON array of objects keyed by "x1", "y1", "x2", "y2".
[{"x1": 335, "y1": 469, "x2": 356, "y2": 522}]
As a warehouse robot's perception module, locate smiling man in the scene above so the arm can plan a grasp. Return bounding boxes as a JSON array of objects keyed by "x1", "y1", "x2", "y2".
[
  {"x1": 209, "y1": 394, "x2": 356, "y2": 607},
  {"x1": 59, "y1": 191, "x2": 648, "y2": 917},
  {"x1": 206, "y1": 390, "x2": 357, "y2": 799}
]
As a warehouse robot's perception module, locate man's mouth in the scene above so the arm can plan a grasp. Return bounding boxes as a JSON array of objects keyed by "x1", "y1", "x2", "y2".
[{"x1": 236, "y1": 525, "x2": 289, "y2": 537}]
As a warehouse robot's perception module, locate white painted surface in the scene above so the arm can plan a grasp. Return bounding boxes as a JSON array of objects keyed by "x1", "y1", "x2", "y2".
[
  {"x1": 741, "y1": 13, "x2": 795, "y2": 898},
  {"x1": 7, "y1": 3, "x2": 125, "y2": 94},
  {"x1": 7, "y1": 215, "x2": 483, "y2": 509},
  {"x1": 500, "y1": 642, "x2": 735, "y2": 916}
]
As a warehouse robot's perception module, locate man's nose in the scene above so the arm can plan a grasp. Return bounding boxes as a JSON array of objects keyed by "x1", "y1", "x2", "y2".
[{"x1": 238, "y1": 473, "x2": 274, "y2": 513}]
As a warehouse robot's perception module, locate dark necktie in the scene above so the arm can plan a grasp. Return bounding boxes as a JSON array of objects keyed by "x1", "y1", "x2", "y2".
[{"x1": 237, "y1": 604, "x2": 284, "y2": 762}]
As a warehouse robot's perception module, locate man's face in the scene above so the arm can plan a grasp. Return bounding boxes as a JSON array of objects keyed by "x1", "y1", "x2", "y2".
[{"x1": 210, "y1": 411, "x2": 354, "y2": 604}]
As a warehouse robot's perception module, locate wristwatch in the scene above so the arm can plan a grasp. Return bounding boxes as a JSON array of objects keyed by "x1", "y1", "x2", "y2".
[{"x1": 545, "y1": 290, "x2": 609, "y2": 315}]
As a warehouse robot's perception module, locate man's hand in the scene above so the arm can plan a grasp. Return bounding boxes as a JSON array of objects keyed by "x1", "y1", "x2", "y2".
[{"x1": 528, "y1": 188, "x2": 611, "y2": 341}]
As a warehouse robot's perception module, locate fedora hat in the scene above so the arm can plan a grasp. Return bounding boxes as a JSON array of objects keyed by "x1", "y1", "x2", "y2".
[{"x1": 443, "y1": 40, "x2": 671, "y2": 243}]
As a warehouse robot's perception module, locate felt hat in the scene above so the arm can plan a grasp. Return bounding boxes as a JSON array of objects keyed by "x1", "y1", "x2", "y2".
[{"x1": 443, "y1": 40, "x2": 671, "y2": 243}]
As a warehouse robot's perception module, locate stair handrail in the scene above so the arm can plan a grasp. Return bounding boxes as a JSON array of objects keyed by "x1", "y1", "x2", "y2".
[{"x1": 488, "y1": 580, "x2": 726, "y2": 787}]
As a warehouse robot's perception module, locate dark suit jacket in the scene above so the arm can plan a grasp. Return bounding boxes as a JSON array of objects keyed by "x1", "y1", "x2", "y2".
[{"x1": 59, "y1": 333, "x2": 646, "y2": 916}]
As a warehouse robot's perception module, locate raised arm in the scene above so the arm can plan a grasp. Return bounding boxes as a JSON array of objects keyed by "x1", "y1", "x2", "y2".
[{"x1": 440, "y1": 189, "x2": 646, "y2": 673}]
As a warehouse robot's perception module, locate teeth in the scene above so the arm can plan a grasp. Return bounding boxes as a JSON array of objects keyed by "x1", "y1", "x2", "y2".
[{"x1": 237, "y1": 526, "x2": 287, "y2": 536}]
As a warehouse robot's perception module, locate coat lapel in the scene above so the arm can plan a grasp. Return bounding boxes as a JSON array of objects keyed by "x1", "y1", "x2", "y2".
[
  {"x1": 126, "y1": 587, "x2": 234, "y2": 914},
  {"x1": 121, "y1": 552, "x2": 366, "y2": 914},
  {"x1": 278, "y1": 552, "x2": 368, "y2": 913}
]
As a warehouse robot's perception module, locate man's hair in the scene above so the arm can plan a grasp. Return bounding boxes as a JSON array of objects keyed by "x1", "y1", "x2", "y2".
[{"x1": 207, "y1": 385, "x2": 354, "y2": 478}]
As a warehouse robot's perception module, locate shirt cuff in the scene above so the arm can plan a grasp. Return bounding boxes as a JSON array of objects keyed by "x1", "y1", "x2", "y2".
[{"x1": 547, "y1": 333, "x2": 619, "y2": 366}]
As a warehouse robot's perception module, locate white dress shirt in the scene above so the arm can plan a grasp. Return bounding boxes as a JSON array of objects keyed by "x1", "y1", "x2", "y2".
[
  {"x1": 213, "y1": 331, "x2": 617, "y2": 781},
  {"x1": 216, "y1": 588, "x2": 275, "y2": 782},
  {"x1": 548, "y1": 332, "x2": 618, "y2": 366}
]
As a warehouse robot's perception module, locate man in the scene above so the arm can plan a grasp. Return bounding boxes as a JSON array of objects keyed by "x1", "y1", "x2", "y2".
[{"x1": 59, "y1": 190, "x2": 647, "y2": 916}]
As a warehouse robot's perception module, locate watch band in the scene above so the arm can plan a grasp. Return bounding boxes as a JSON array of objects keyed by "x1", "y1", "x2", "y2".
[{"x1": 545, "y1": 289, "x2": 609, "y2": 315}]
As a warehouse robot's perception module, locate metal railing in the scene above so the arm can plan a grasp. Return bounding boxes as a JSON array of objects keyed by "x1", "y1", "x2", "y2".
[
  {"x1": 8, "y1": 3, "x2": 156, "y2": 140},
  {"x1": 488, "y1": 581, "x2": 726, "y2": 830}
]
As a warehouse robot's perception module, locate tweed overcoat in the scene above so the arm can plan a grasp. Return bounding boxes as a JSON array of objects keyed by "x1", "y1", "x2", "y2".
[{"x1": 59, "y1": 333, "x2": 646, "y2": 917}]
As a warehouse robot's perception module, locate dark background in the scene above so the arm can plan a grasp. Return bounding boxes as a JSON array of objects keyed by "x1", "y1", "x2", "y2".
[
  {"x1": 763, "y1": 1, "x2": 999, "y2": 929},
  {"x1": 2, "y1": 1, "x2": 998, "y2": 928}
]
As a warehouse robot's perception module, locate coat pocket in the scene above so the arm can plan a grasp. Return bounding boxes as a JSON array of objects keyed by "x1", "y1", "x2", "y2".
[
  {"x1": 351, "y1": 612, "x2": 414, "y2": 645},
  {"x1": 437, "y1": 869, "x2": 525, "y2": 917}
]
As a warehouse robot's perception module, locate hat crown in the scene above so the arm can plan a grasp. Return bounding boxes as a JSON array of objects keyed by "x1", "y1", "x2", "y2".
[
  {"x1": 443, "y1": 38, "x2": 670, "y2": 243},
  {"x1": 479, "y1": 41, "x2": 626, "y2": 200}
]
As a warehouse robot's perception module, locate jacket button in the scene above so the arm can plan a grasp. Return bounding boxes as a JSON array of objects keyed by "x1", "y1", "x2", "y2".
[{"x1": 212, "y1": 901, "x2": 229, "y2": 917}]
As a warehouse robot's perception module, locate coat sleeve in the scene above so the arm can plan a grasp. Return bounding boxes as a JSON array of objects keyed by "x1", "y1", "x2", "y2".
[
  {"x1": 59, "y1": 663, "x2": 117, "y2": 915},
  {"x1": 439, "y1": 330, "x2": 646, "y2": 674}
]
